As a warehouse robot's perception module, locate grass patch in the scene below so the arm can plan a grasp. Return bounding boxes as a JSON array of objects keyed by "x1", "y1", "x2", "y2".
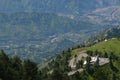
[
  {"x1": 71, "y1": 38, "x2": 120, "y2": 56},
  {"x1": 86, "y1": 38, "x2": 120, "y2": 56},
  {"x1": 113, "y1": 61, "x2": 120, "y2": 71}
]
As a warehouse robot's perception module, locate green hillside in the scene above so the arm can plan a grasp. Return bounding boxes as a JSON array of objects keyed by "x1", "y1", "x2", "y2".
[
  {"x1": 1, "y1": 38, "x2": 120, "y2": 80},
  {"x1": 72, "y1": 38, "x2": 120, "y2": 56},
  {"x1": 86, "y1": 38, "x2": 120, "y2": 55}
]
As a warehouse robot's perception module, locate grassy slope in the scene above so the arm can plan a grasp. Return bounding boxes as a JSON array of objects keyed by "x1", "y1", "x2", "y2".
[
  {"x1": 71, "y1": 38, "x2": 120, "y2": 78},
  {"x1": 86, "y1": 38, "x2": 120, "y2": 55},
  {"x1": 71, "y1": 38, "x2": 120, "y2": 56}
]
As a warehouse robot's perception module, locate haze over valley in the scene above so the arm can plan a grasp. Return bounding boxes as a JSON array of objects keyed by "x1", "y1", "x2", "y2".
[
  {"x1": 0, "y1": 0, "x2": 120, "y2": 63},
  {"x1": 1, "y1": 1, "x2": 120, "y2": 80}
]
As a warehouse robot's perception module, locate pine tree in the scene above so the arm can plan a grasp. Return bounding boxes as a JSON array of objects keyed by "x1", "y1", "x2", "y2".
[
  {"x1": 23, "y1": 60, "x2": 38, "y2": 80},
  {"x1": 104, "y1": 52, "x2": 108, "y2": 58}
]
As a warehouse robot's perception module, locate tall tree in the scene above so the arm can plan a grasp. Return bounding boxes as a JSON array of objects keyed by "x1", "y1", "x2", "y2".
[
  {"x1": 104, "y1": 52, "x2": 108, "y2": 58},
  {"x1": 23, "y1": 60, "x2": 38, "y2": 80},
  {"x1": 93, "y1": 66, "x2": 113, "y2": 80}
]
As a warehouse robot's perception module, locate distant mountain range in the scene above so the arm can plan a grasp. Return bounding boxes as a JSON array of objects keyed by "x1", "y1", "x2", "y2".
[
  {"x1": 0, "y1": 0, "x2": 120, "y2": 64},
  {"x1": 0, "y1": 12, "x2": 105, "y2": 63},
  {"x1": 1, "y1": 0, "x2": 120, "y2": 15},
  {"x1": 85, "y1": 26, "x2": 120, "y2": 46},
  {"x1": 82, "y1": 6, "x2": 120, "y2": 25}
]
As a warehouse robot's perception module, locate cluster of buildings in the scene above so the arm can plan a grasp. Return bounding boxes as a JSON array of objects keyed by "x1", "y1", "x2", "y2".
[{"x1": 69, "y1": 52, "x2": 109, "y2": 69}]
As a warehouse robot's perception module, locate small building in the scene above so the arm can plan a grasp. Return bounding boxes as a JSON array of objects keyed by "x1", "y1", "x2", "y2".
[
  {"x1": 90, "y1": 56, "x2": 98, "y2": 63},
  {"x1": 83, "y1": 60, "x2": 87, "y2": 65}
]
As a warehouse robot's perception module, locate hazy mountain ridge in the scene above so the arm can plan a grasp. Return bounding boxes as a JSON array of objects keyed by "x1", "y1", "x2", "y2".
[
  {"x1": 0, "y1": 0, "x2": 120, "y2": 80},
  {"x1": 82, "y1": 6, "x2": 120, "y2": 25},
  {"x1": 0, "y1": 0, "x2": 120, "y2": 63},
  {"x1": 85, "y1": 26, "x2": 120, "y2": 46},
  {"x1": 0, "y1": 12, "x2": 105, "y2": 63},
  {"x1": 1, "y1": 0, "x2": 120, "y2": 15}
]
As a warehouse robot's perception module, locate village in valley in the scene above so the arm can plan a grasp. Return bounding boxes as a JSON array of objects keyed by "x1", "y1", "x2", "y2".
[{"x1": 68, "y1": 50, "x2": 110, "y2": 76}]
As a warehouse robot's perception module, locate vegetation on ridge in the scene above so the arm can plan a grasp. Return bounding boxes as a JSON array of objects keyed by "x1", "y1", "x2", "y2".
[{"x1": 1, "y1": 38, "x2": 120, "y2": 80}]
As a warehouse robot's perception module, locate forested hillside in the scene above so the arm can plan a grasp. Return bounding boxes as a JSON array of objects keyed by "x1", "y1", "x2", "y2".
[
  {"x1": 0, "y1": 12, "x2": 104, "y2": 63},
  {"x1": 0, "y1": 13, "x2": 98, "y2": 40},
  {"x1": 0, "y1": 0, "x2": 120, "y2": 64},
  {"x1": 0, "y1": 0, "x2": 120, "y2": 80},
  {"x1": 1, "y1": 38, "x2": 120, "y2": 80}
]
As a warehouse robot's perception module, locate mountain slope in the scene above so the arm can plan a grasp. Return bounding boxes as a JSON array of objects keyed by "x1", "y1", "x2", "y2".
[
  {"x1": 1, "y1": 0, "x2": 120, "y2": 64},
  {"x1": 0, "y1": 12, "x2": 105, "y2": 63},
  {"x1": 43, "y1": 35, "x2": 120, "y2": 80},
  {"x1": 1, "y1": 0, "x2": 120, "y2": 15},
  {"x1": 0, "y1": 13, "x2": 100, "y2": 40},
  {"x1": 71, "y1": 38, "x2": 120, "y2": 57},
  {"x1": 82, "y1": 6, "x2": 120, "y2": 25},
  {"x1": 71, "y1": 26, "x2": 120, "y2": 57}
]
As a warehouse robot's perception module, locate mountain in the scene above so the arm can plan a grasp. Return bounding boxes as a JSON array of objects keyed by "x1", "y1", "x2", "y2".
[
  {"x1": 1, "y1": 0, "x2": 120, "y2": 15},
  {"x1": 0, "y1": 12, "x2": 106, "y2": 63},
  {"x1": 1, "y1": 31, "x2": 120, "y2": 80},
  {"x1": 0, "y1": 12, "x2": 104, "y2": 41},
  {"x1": 0, "y1": 0, "x2": 120, "y2": 64},
  {"x1": 80, "y1": 26, "x2": 120, "y2": 48},
  {"x1": 0, "y1": 1, "x2": 120, "y2": 79},
  {"x1": 41, "y1": 32, "x2": 120, "y2": 80},
  {"x1": 100, "y1": 26, "x2": 120, "y2": 39},
  {"x1": 82, "y1": 6, "x2": 120, "y2": 25},
  {"x1": 0, "y1": 24, "x2": 120, "y2": 80},
  {"x1": 1, "y1": 37, "x2": 120, "y2": 80},
  {"x1": 70, "y1": 26, "x2": 120, "y2": 56},
  {"x1": 92, "y1": 26, "x2": 120, "y2": 42}
]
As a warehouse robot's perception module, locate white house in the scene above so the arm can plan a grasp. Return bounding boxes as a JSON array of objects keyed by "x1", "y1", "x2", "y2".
[{"x1": 90, "y1": 56, "x2": 98, "y2": 63}]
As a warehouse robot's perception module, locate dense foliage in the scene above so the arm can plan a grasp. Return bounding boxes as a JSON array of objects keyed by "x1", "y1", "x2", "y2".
[
  {"x1": 1, "y1": 46, "x2": 120, "y2": 80},
  {"x1": 0, "y1": 50, "x2": 38, "y2": 80}
]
